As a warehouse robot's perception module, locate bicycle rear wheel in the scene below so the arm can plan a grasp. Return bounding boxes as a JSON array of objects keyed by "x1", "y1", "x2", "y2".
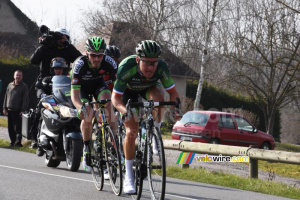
[
  {"x1": 147, "y1": 127, "x2": 166, "y2": 200},
  {"x1": 131, "y1": 151, "x2": 144, "y2": 200},
  {"x1": 91, "y1": 127, "x2": 104, "y2": 191},
  {"x1": 117, "y1": 118, "x2": 126, "y2": 170},
  {"x1": 105, "y1": 126, "x2": 122, "y2": 196}
]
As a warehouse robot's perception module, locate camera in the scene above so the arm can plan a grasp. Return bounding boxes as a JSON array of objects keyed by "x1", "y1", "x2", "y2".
[{"x1": 39, "y1": 25, "x2": 63, "y2": 48}]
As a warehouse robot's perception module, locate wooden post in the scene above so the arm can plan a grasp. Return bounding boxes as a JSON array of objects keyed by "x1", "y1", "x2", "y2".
[
  {"x1": 249, "y1": 145, "x2": 258, "y2": 178},
  {"x1": 182, "y1": 164, "x2": 189, "y2": 169}
]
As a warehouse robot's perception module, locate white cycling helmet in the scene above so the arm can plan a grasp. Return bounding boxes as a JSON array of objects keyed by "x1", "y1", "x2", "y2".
[{"x1": 54, "y1": 28, "x2": 70, "y2": 39}]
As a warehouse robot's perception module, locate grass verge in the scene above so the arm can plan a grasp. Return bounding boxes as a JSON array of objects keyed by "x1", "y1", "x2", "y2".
[
  {"x1": 162, "y1": 130, "x2": 300, "y2": 179},
  {"x1": 167, "y1": 166, "x2": 300, "y2": 199},
  {"x1": 0, "y1": 117, "x2": 8, "y2": 127},
  {"x1": 0, "y1": 139, "x2": 36, "y2": 154}
]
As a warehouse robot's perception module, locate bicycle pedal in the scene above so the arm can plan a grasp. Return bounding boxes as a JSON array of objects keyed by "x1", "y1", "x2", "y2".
[
  {"x1": 136, "y1": 151, "x2": 142, "y2": 159},
  {"x1": 100, "y1": 160, "x2": 106, "y2": 166}
]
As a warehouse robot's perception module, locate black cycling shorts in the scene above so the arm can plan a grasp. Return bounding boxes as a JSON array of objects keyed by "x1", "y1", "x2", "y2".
[{"x1": 80, "y1": 84, "x2": 111, "y2": 102}]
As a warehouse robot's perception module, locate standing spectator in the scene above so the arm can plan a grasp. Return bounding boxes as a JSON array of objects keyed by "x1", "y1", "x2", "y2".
[
  {"x1": 0, "y1": 79, "x2": 2, "y2": 94},
  {"x1": 3, "y1": 70, "x2": 29, "y2": 147}
]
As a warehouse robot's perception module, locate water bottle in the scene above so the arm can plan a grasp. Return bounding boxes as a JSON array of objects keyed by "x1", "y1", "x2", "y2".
[
  {"x1": 141, "y1": 123, "x2": 146, "y2": 145},
  {"x1": 93, "y1": 140, "x2": 101, "y2": 153}
]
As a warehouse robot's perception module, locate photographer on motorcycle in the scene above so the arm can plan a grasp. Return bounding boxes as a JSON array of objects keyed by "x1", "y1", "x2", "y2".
[
  {"x1": 31, "y1": 26, "x2": 82, "y2": 80},
  {"x1": 29, "y1": 26, "x2": 82, "y2": 149}
]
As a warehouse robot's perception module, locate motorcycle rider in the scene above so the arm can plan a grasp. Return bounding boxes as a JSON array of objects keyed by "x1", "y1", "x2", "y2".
[
  {"x1": 70, "y1": 36, "x2": 117, "y2": 173},
  {"x1": 30, "y1": 26, "x2": 82, "y2": 148},
  {"x1": 36, "y1": 57, "x2": 69, "y2": 156},
  {"x1": 40, "y1": 57, "x2": 69, "y2": 95}
]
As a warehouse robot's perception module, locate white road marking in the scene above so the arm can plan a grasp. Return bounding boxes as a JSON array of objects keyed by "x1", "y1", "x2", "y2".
[
  {"x1": 0, "y1": 164, "x2": 199, "y2": 200},
  {"x1": 0, "y1": 164, "x2": 95, "y2": 183}
]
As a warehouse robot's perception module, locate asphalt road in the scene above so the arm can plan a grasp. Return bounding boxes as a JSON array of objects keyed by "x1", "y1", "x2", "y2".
[{"x1": 0, "y1": 147, "x2": 293, "y2": 200}]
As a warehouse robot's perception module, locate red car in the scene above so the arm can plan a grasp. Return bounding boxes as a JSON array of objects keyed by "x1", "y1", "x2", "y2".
[{"x1": 171, "y1": 111, "x2": 275, "y2": 150}]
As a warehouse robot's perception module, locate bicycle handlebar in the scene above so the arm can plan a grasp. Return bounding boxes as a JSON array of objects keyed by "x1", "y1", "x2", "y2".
[
  {"x1": 124, "y1": 97, "x2": 182, "y2": 120},
  {"x1": 127, "y1": 97, "x2": 181, "y2": 108},
  {"x1": 80, "y1": 99, "x2": 111, "y2": 118},
  {"x1": 83, "y1": 99, "x2": 111, "y2": 106}
]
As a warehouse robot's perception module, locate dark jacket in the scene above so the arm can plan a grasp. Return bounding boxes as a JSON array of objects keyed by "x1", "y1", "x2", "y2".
[
  {"x1": 3, "y1": 81, "x2": 29, "y2": 112},
  {"x1": 30, "y1": 44, "x2": 82, "y2": 78},
  {"x1": 41, "y1": 76, "x2": 53, "y2": 95}
]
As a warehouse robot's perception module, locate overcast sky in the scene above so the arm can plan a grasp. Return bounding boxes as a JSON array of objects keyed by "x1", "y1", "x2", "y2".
[{"x1": 11, "y1": 0, "x2": 96, "y2": 43}]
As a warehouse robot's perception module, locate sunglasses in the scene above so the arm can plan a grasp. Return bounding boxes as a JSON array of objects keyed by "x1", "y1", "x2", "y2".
[
  {"x1": 140, "y1": 59, "x2": 158, "y2": 66},
  {"x1": 87, "y1": 52, "x2": 105, "y2": 58}
]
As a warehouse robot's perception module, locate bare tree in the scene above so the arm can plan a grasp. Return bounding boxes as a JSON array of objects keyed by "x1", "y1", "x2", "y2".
[
  {"x1": 225, "y1": 0, "x2": 300, "y2": 137},
  {"x1": 81, "y1": 0, "x2": 191, "y2": 42},
  {"x1": 275, "y1": 0, "x2": 300, "y2": 14}
]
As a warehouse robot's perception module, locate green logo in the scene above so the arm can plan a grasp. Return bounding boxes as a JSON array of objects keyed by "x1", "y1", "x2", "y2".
[{"x1": 65, "y1": 90, "x2": 71, "y2": 96}]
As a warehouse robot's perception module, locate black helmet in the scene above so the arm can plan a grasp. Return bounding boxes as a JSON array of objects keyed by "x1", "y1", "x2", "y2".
[
  {"x1": 85, "y1": 36, "x2": 106, "y2": 52},
  {"x1": 105, "y1": 45, "x2": 121, "y2": 58},
  {"x1": 50, "y1": 57, "x2": 68, "y2": 75},
  {"x1": 136, "y1": 40, "x2": 161, "y2": 58}
]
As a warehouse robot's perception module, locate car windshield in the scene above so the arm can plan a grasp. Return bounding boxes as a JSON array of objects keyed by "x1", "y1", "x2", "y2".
[
  {"x1": 234, "y1": 116, "x2": 254, "y2": 132},
  {"x1": 180, "y1": 112, "x2": 209, "y2": 126},
  {"x1": 52, "y1": 75, "x2": 73, "y2": 106}
]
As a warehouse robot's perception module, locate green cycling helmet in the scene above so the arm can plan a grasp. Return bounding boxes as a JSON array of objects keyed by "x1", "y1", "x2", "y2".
[
  {"x1": 136, "y1": 40, "x2": 161, "y2": 58},
  {"x1": 85, "y1": 36, "x2": 106, "y2": 52}
]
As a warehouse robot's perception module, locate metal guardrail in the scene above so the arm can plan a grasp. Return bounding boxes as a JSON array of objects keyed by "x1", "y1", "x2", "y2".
[{"x1": 163, "y1": 140, "x2": 300, "y2": 178}]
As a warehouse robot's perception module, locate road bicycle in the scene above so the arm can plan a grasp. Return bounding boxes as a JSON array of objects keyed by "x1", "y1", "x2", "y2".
[
  {"x1": 115, "y1": 111, "x2": 126, "y2": 166},
  {"x1": 124, "y1": 98, "x2": 181, "y2": 200},
  {"x1": 82, "y1": 99, "x2": 122, "y2": 196}
]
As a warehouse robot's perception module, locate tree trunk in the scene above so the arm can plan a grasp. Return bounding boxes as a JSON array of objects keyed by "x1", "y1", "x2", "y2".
[
  {"x1": 194, "y1": 51, "x2": 206, "y2": 110},
  {"x1": 261, "y1": 102, "x2": 276, "y2": 137},
  {"x1": 194, "y1": 0, "x2": 219, "y2": 110}
]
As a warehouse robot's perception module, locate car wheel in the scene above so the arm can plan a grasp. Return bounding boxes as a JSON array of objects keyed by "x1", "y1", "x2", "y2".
[
  {"x1": 261, "y1": 142, "x2": 270, "y2": 150},
  {"x1": 210, "y1": 139, "x2": 220, "y2": 144}
]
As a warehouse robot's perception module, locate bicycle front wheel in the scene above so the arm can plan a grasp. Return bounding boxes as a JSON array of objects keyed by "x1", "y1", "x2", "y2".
[
  {"x1": 91, "y1": 126, "x2": 104, "y2": 191},
  {"x1": 131, "y1": 143, "x2": 144, "y2": 200},
  {"x1": 105, "y1": 126, "x2": 122, "y2": 196},
  {"x1": 147, "y1": 127, "x2": 166, "y2": 200}
]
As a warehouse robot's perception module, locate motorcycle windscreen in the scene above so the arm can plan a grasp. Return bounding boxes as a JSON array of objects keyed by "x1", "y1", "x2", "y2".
[{"x1": 52, "y1": 75, "x2": 73, "y2": 106}]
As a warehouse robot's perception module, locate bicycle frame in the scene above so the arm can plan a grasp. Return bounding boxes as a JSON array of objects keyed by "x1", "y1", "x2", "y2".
[
  {"x1": 124, "y1": 98, "x2": 181, "y2": 199},
  {"x1": 84, "y1": 99, "x2": 122, "y2": 195}
]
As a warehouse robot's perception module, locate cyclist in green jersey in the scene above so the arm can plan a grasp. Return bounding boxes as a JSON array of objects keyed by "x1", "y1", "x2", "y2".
[{"x1": 111, "y1": 40, "x2": 180, "y2": 194}]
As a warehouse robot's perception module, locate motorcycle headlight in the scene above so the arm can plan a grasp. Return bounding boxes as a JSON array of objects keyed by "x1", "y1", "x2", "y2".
[
  {"x1": 42, "y1": 102, "x2": 56, "y2": 112},
  {"x1": 58, "y1": 105, "x2": 77, "y2": 118}
]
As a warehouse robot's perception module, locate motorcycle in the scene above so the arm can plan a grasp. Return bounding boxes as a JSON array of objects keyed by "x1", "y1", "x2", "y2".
[{"x1": 37, "y1": 75, "x2": 82, "y2": 171}]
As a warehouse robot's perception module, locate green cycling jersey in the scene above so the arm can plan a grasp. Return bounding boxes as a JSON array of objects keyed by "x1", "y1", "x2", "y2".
[{"x1": 113, "y1": 55, "x2": 175, "y2": 95}]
